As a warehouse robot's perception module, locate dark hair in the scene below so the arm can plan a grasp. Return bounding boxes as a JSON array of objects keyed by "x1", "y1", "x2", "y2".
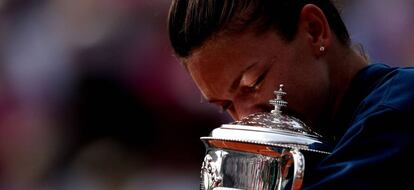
[{"x1": 168, "y1": 0, "x2": 350, "y2": 58}]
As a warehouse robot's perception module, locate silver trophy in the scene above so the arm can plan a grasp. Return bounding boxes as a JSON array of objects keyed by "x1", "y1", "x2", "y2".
[{"x1": 200, "y1": 85, "x2": 331, "y2": 190}]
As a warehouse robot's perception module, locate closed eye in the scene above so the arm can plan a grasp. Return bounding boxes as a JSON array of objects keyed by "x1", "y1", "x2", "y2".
[
  {"x1": 248, "y1": 71, "x2": 267, "y2": 89},
  {"x1": 246, "y1": 65, "x2": 271, "y2": 91}
]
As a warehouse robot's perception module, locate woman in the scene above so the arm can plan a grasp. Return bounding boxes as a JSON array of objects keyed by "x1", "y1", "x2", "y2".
[{"x1": 168, "y1": 0, "x2": 414, "y2": 189}]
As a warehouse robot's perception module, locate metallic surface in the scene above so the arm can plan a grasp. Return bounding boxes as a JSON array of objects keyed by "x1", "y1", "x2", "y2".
[
  {"x1": 200, "y1": 85, "x2": 331, "y2": 190},
  {"x1": 200, "y1": 148, "x2": 305, "y2": 190}
]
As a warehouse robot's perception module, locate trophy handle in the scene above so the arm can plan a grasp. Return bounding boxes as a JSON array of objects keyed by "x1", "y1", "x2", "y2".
[
  {"x1": 278, "y1": 148, "x2": 305, "y2": 190},
  {"x1": 289, "y1": 149, "x2": 305, "y2": 190}
]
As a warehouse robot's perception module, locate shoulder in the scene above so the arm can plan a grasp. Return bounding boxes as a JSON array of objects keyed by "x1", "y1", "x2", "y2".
[
  {"x1": 348, "y1": 64, "x2": 414, "y2": 136},
  {"x1": 355, "y1": 64, "x2": 414, "y2": 120},
  {"x1": 303, "y1": 64, "x2": 414, "y2": 189},
  {"x1": 380, "y1": 67, "x2": 414, "y2": 111}
]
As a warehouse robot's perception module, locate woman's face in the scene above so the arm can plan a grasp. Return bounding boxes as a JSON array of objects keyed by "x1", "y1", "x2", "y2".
[{"x1": 184, "y1": 29, "x2": 330, "y2": 126}]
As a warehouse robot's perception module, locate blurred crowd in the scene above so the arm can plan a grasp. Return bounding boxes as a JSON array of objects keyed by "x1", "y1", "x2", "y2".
[{"x1": 0, "y1": 0, "x2": 413, "y2": 189}]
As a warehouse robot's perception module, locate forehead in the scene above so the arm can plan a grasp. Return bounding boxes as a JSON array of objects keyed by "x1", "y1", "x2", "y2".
[{"x1": 184, "y1": 31, "x2": 285, "y2": 99}]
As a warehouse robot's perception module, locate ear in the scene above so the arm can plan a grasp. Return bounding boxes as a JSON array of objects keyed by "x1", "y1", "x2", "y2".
[{"x1": 297, "y1": 4, "x2": 332, "y2": 57}]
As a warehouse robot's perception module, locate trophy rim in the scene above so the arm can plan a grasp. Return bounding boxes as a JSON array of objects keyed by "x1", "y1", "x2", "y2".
[{"x1": 200, "y1": 137, "x2": 331, "y2": 155}]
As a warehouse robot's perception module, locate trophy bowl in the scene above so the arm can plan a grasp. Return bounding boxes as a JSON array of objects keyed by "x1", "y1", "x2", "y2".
[{"x1": 200, "y1": 85, "x2": 331, "y2": 190}]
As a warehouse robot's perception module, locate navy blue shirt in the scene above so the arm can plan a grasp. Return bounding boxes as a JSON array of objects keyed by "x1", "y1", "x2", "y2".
[{"x1": 304, "y1": 63, "x2": 414, "y2": 189}]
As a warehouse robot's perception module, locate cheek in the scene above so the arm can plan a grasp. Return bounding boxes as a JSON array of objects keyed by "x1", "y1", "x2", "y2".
[{"x1": 285, "y1": 66, "x2": 330, "y2": 119}]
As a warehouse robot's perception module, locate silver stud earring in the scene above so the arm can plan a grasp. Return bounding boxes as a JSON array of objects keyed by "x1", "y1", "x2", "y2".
[{"x1": 319, "y1": 46, "x2": 325, "y2": 52}]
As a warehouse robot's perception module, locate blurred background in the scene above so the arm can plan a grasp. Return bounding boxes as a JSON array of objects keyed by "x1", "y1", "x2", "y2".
[{"x1": 0, "y1": 0, "x2": 413, "y2": 189}]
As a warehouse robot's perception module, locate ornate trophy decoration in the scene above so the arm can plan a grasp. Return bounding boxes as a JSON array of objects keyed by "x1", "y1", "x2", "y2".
[{"x1": 200, "y1": 85, "x2": 331, "y2": 190}]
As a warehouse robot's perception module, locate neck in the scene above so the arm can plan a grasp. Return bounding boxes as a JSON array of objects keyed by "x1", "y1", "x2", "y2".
[{"x1": 327, "y1": 45, "x2": 368, "y2": 121}]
